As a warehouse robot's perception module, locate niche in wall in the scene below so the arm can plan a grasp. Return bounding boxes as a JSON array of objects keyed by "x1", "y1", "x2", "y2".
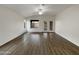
[
  {"x1": 44, "y1": 21, "x2": 47, "y2": 30},
  {"x1": 49, "y1": 21, "x2": 53, "y2": 31},
  {"x1": 30, "y1": 20, "x2": 39, "y2": 28}
]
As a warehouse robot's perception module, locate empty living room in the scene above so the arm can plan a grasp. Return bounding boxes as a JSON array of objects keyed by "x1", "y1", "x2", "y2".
[{"x1": 0, "y1": 3, "x2": 79, "y2": 55}]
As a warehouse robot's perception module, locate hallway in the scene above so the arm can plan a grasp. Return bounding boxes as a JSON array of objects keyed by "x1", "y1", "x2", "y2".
[{"x1": 0, "y1": 32, "x2": 79, "y2": 55}]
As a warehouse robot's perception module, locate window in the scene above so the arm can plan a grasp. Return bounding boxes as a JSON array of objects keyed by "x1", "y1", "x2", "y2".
[
  {"x1": 24, "y1": 20, "x2": 26, "y2": 28},
  {"x1": 30, "y1": 20, "x2": 39, "y2": 28}
]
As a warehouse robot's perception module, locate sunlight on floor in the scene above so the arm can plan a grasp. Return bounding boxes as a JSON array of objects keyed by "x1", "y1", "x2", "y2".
[
  {"x1": 43, "y1": 33, "x2": 48, "y2": 39},
  {"x1": 30, "y1": 34, "x2": 40, "y2": 44}
]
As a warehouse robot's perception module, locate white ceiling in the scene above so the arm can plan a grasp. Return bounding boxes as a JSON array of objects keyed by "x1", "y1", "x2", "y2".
[{"x1": 2, "y1": 4, "x2": 72, "y2": 17}]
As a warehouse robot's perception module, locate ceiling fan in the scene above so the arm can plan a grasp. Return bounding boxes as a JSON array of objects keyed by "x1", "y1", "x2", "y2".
[{"x1": 38, "y1": 4, "x2": 45, "y2": 15}]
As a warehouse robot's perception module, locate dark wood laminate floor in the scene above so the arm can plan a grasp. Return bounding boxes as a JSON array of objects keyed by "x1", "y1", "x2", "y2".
[{"x1": 0, "y1": 32, "x2": 79, "y2": 55}]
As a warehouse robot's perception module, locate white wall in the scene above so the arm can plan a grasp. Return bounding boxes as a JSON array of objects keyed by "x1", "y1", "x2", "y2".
[
  {"x1": 55, "y1": 5, "x2": 79, "y2": 46},
  {"x1": 0, "y1": 6, "x2": 25, "y2": 46},
  {"x1": 25, "y1": 15, "x2": 55, "y2": 32}
]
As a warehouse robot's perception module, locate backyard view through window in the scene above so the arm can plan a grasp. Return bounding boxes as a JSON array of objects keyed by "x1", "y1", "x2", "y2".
[{"x1": 31, "y1": 20, "x2": 39, "y2": 28}]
